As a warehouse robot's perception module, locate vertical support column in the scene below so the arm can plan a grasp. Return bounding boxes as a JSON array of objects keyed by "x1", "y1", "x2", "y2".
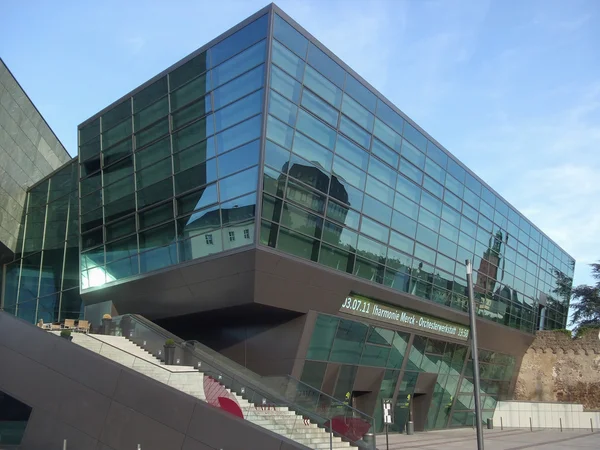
[{"x1": 466, "y1": 260, "x2": 484, "y2": 450}]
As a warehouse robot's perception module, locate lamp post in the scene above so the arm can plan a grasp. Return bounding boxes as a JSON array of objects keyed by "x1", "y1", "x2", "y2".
[{"x1": 465, "y1": 260, "x2": 484, "y2": 450}]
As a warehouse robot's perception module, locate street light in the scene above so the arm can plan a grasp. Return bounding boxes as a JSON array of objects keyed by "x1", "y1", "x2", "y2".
[{"x1": 466, "y1": 260, "x2": 484, "y2": 450}]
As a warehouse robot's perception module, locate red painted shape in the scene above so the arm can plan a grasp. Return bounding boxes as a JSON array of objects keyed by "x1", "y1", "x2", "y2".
[
  {"x1": 325, "y1": 416, "x2": 371, "y2": 441},
  {"x1": 218, "y1": 396, "x2": 245, "y2": 419},
  {"x1": 203, "y1": 375, "x2": 244, "y2": 419}
]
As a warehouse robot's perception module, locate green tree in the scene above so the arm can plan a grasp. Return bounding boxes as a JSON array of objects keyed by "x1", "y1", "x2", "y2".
[{"x1": 570, "y1": 262, "x2": 600, "y2": 332}]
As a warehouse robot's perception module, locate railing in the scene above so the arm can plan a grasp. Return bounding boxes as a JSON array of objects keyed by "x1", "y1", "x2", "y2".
[{"x1": 104, "y1": 314, "x2": 375, "y2": 448}]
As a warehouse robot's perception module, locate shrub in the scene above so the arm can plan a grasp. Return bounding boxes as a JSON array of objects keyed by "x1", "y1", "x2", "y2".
[
  {"x1": 60, "y1": 329, "x2": 72, "y2": 338},
  {"x1": 554, "y1": 329, "x2": 573, "y2": 338},
  {"x1": 165, "y1": 338, "x2": 176, "y2": 347}
]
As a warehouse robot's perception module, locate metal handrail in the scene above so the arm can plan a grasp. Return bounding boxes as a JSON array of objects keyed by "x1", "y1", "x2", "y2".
[{"x1": 116, "y1": 314, "x2": 374, "y2": 447}]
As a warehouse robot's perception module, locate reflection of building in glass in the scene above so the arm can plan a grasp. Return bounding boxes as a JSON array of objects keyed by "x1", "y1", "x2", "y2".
[{"x1": 0, "y1": 4, "x2": 579, "y2": 439}]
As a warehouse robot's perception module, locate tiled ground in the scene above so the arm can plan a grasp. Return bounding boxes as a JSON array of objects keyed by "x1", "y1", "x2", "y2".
[{"x1": 377, "y1": 428, "x2": 600, "y2": 449}]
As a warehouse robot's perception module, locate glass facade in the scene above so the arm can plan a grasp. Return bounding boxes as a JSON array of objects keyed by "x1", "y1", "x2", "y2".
[
  {"x1": 77, "y1": 15, "x2": 268, "y2": 290},
  {"x1": 302, "y1": 313, "x2": 515, "y2": 432},
  {"x1": 260, "y1": 13, "x2": 575, "y2": 333},
  {"x1": 0, "y1": 160, "x2": 82, "y2": 324}
]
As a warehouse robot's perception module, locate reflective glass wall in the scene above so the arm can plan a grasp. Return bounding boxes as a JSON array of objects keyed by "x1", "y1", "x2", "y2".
[
  {"x1": 77, "y1": 15, "x2": 268, "y2": 290},
  {"x1": 301, "y1": 313, "x2": 515, "y2": 432},
  {"x1": 1, "y1": 160, "x2": 82, "y2": 323},
  {"x1": 260, "y1": 13, "x2": 575, "y2": 332}
]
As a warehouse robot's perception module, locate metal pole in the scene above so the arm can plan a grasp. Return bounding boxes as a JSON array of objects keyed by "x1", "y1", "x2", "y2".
[
  {"x1": 560, "y1": 418, "x2": 562, "y2": 432},
  {"x1": 529, "y1": 417, "x2": 532, "y2": 432},
  {"x1": 500, "y1": 416, "x2": 503, "y2": 430},
  {"x1": 385, "y1": 423, "x2": 389, "y2": 450},
  {"x1": 63, "y1": 439, "x2": 67, "y2": 450},
  {"x1": 465, "y1": 260, "x2": 484, "y2": 450},
  {"x1": 329, "y1": 424, "x2": 333, "y2": 450},
  {"x1": 591, "y1": 418, "x2": 594, "y2": 432}
]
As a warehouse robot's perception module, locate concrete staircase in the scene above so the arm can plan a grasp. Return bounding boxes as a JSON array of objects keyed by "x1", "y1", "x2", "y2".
[{"x1": 59, "y1": 332, "x2": 352, "y2": 449}]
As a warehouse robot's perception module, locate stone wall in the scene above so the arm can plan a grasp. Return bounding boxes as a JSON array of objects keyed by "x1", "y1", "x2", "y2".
[
  {"x1": 0, "y1": 58, "x2": 71, "y2": 262},
  {"x1": 514, "y1": 330, "x2": 600, "y2": 410}
]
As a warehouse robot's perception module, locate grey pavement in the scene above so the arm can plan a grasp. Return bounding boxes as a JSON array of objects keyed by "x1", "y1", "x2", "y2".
[{"x1": 376, "y1": 428, "x2": 600, "y2": 449}]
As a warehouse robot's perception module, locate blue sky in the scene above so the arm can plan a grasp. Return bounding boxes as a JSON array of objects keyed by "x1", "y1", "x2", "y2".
[{"x1": 2, "y1": 0, "x2": 599, "y2": 299}]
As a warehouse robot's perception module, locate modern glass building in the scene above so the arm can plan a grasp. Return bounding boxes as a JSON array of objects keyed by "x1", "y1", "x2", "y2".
[{"x1": 1, "y1": 3, "x2": 574, "y2": 434}]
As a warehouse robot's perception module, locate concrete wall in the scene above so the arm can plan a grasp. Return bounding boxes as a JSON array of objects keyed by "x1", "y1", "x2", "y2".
[
  {"x1": 0, "y1": 59, "x2": 71, "y2": 261},
  {"x1": 0, "y1": 312, "x2": 308, "y2": 450},
  {"x1": 514, "y1": 330, "x2": 600, "y2": 410},
  {"x1": 493, "y1": 401, "x2": 600, "y2": 430}
]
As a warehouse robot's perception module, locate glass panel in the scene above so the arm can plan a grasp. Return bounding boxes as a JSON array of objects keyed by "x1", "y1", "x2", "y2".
[
  {"x1": 269, "y1": 89, "x2": 298, "y2": 126},
  {"x1": 339, "y1": 115, "x2": 370, "y2": 149},
  {"x1": 296, "y1": 110, "x2": 336, "y2": 150},
  {"x1": 136, "y1": 117, "x2": 169, "y2": 149},
  {"x1": 103, "y1": 138, "x2": 133, "y2": 167},
  {"x1": 303, "y1": 65, "x2": 342, "y2": 108},
  {"x1": 103, "y1": 119, "x2": 132, "y2": 149},
  {"x1": 267, "y1": 115, "x2": 294, "y2": 149},
  {"x1": 102, "y1": 100, "x2": 130, "y2": 131},
  {"x1": 332, "y1": 155, "x2": 366, "y2": 190},
  {"x1": 376, "y1": 101, "x2": 404, "y2": 135},
  {"x1": 335, "y1": 135, "x2": 369, "y2": 170},
  {"x1": 373, "y1": 118, "x2": 402, "y2": 152},
  {"x1": 170, "y1": 72, "x2": 209, "y2": 110},
  {"x1": 277, "y1": 226, "x2": 319, "y2": 261},
  {"x1": 170, "y1": 51, "x2": 208, "y2": 91},
  {"x1": 103, "y1": 156, "x2": 133, "y2": 186},
  {"x1": 307, "y1": 43, "x2": 345, "y2": 87},
  {"x1": 371, "y1": 138, "x2": 399, "y2": 169},
  {"x1": 330, "y1": 319, "x2": 368, "y2": 363},
  {"x1": 272, "y1": 40, "x2": 305, "y2": 80},
  {"x1": 345, "y1": 74, "x2": 377, "y2": 112},
  {"x1": 134, "y1": 96, "x2": 168, "y2": 131},
  {"x1": 301, "y1": 88, "x2": 338, "y2": 127},
  {"x1": 219, "y1": 167, "x2": 258, "y2": 202},
  {"x1": 210, "y1": 15, "x2": 267, "y2": 67},
  {"x1": 134, "y1": 77, "x2": 167, "y2": 112},
  {"x1": 136, "y1": 158, "x2": 172, "y2": 190},
  {"x1": 216, "y1": 114, "x2": 261, "y2": 154},
  {"x1": 214, "y1": 90, "x2": 262, "y2": 133},
  {"x1": 363, "y1": 196, "x2": 392, "y2": 226},
  {"x1": 212, "y1": 39, "x2": 266, "y2": 88},
  {"x1": 218, "y1": 139, "x2": 260, "y2": 178},
  {"x1": 292, "y1": 132, "x2": 333, "y2": 172},
  {"x1": 270, "y1": 65, "x2": 302, "y2": 103},
  {"x1": 174, "y1": 158, "x2": 217, "y2": 195},
  {"x1": 403, "y1": 122, "x2": 427, "y2": 152},
  {"x1": 171, "y1": 97, "x2": 211, "y2": 131},
  {"x1": 274, "y1": 14, "x2": 308, "y2": 58},
  {"x1": 213, "y1": 64, "x2": 264, "y2": 110},
  {"x1": 342, "y1": 94, "x2": 374, "y2": 132},
  {"x1": 136, "y1": 137, "x2": 172, "y2": 171}
]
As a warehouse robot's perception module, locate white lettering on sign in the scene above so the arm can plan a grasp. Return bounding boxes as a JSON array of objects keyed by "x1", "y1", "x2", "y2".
[{"x1": 340, "y1": 295, "x2": 470, "y2": 341}]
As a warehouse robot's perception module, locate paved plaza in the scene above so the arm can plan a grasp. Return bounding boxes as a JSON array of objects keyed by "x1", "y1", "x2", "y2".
[{"x1": 377, "y1": 428, "x2": 600, "y2": 449}]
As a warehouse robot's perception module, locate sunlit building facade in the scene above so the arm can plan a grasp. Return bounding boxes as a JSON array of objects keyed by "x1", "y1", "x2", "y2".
[{"x1": 1, "y1": 4, "x2": 575, "y2": 434}]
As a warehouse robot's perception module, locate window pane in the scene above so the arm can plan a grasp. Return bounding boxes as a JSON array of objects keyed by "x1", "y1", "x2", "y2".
[
  {"x1": 172, "y1": 97, "x2": 211, "y2": 131},
  {"x1": 102, "y1": 100, "x2": 131, "y2": 131},
  {"x1": 134, "y1": 97, "x2": 168, "y2": 131},
  {"x1": 345, "y1": 75, "x2": 377, "y2": 112},
  {"x1": 214, "y1": 90, "x2": 262, "y2": 132},
  {"x1": 170, "y1": 72, "x2": 209, "y2": 111},
  {"x1": 371, "y1": 138, "x2": 399, "y2": 169},
  {"x1": 269, "y1": 89, "x2": 298, "y2": 126},
  {"x1": 403, "y1": 122, "x2": 427, "y2": 152},
  {"x1": 219, "y1": 167, "x2": 258, "y2": 201},
  {"x1": 172, "y1": 114, "x2": 215, "y2": 152},
  {"x1": 103, "y1": 156, "x2": 133, "y2": 186},
  {"x1": 136, "y1": 117, "x2": 168, "y2": 149},
  {"x1": 292, "y1": 132, "x2": 333, "y2": 172},
  {"x1": 368, "y1": 157, "x2": 396, "y2": 187},
  {"x1": 174, "y1": 159, "x2": 217, "y2": 195},
  {"x1": 218, "y1": 139, "x2": 259, "y2": 178},
  {"x1": 390, "y1": 230, "x2": 414, "y2": 254},
  {"x1": 376, "y1": 101, "x2": 404, "y2": 135},
  {"x1": 301, "y1": 88, "x2": 338, "y2": 127},
  {"x1": 277, "y1": 226, "x2": 319, "y2": 261},
  {"x1": 335, "y1": 135, "x2": 369, "y2": 170},
  {"x1": 296, "y1": 110, "x2": 336, "y2": 150},
  {"x1": 400, "y1": 160, "x2": 423, "y2": 185},
  {"x1": 212, "y1": 39, "x2": 266, "y2": 88},
  {"x1": 339, "y1": 115, "x2": 370, "y2": 149},
  {"x1": 272, "y1": 40, "x2": 305, "y2": 80},
  {"x1": 170, "y1": 51, "x2": 208, "y2": 91},
  {"x1": 307, "y1": 43, "x2": 345, "y2": 87},
  {"x1": 213, "y1": 64, "x2": 264, "y2": 110},
  {"x1": 396, "y1": 175, "x2": 421, "y2": 203},
  {"x1": 360, "y1": 216, "x2": 389, "y2": 242},
  {"x1": 333, "y1": 155, "x2": 365, "y2": 190},
  {"x1": 270, "y1": 65, "x2": 302, "y2": 103},
  {"x1": 365, "y1": 176, "x2": 394, "y2": 205},
  {"x1": 303, "y1": 66, "x2": 342, "y2": 108},
  {"x1": 281, "y1": 202, "x2": 322, "y2": 238},
  {"x1": 342, "y1": 94, "x2": 374, "y2": 132},
  {"x1": 392, "y1": 210, "x2": 417, "y2": 238},
  {"x1": 427, "y1": 141, "x2": 448, "y2": 168},
  {"x1": 274, "y1": 14, "x2": 308, "y2": 58},
  {"x1": 103, "y1": 119, "x2": 132, "y2": 149},
  {"x1": 267, "y1": 115, "x2": 294, "y2": 149},
  {"x1": 173, "y1": 138, "x2": 216, "y2": 173},
  {"x1": 373, "y1": 118, "x2": 401, "y2": 152},
  {"x1": 136, "y1": 158, "x2": 172, "y2": 190},
  {"x1": 216, "y1": 114, "x2": 261, "y2": 154},
  {"x1": 401, "y1": 139, "x2": 425, "y2": 169},
  {"x1": 210, "y1": 15, "x2": 267, "y2": 67},
  {"x1": 287, "y1": 178, "x2": 326, "y2": 214},
  {"x1": 362, "y1": 195, "x2": 392, "y2": 226},
  {"x1": 134, "y1": 77, "x2": 167, "y2": 113}
]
